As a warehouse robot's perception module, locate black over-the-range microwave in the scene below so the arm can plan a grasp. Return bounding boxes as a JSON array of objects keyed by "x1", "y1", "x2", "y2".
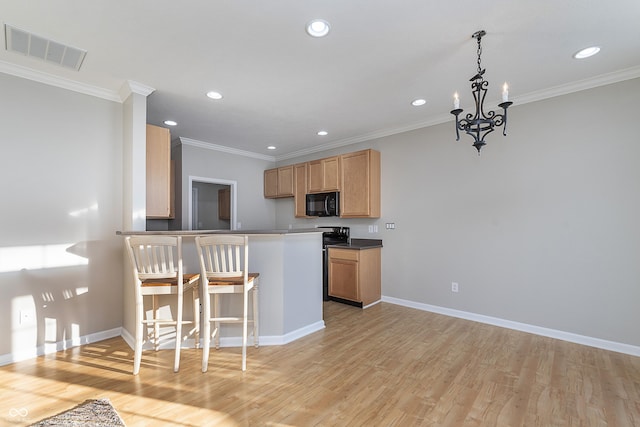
[{"x1": 306, "y1": 191, "x2": 340, "y2": 217}]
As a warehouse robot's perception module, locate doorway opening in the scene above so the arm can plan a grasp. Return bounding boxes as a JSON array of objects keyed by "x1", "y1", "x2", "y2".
[{"x1": 188, "y1": 176, "x2": 237, "y2": 230}]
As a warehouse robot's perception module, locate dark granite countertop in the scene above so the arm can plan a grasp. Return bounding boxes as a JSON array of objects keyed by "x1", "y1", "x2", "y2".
[{"x1": 327, "y1": 238, "x2": 383, "y2": 250}]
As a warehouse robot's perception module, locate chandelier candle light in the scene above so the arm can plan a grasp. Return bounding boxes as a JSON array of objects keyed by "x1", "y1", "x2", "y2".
[{"x1": 450, "y1": 30, "x2": 513, "y2": 154}]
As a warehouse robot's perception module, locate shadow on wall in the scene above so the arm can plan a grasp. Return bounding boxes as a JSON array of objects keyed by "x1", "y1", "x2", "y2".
[{"x1": 0, "y1": 239, "x2": 123, "y2": 364}]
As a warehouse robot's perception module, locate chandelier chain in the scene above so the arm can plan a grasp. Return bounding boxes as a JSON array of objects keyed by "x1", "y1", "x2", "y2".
[{"x1": 476, "y1": 35, "x2": 483, "y2": 75}]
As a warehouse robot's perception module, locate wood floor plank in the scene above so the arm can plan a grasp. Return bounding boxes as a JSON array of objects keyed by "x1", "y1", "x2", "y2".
[{"x1": 1, "y1": 301, "x2": 639, "y2": 426}]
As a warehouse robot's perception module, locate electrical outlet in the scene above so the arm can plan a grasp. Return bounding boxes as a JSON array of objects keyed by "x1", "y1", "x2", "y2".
[
  {"x1": 19, "y1": 310, "x2": 35, "y2": 325},
  {"x1": 451, "y1": 282, "x2": 459, "y2": 293}
]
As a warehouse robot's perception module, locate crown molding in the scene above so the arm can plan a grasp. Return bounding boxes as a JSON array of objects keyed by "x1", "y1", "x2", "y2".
[
  {"x1": 0, "y1": 59, "x2": 121, "y2": 102},
  {"x1": 3, "y1": 57, "x2": 638, "y2": 161},
  {"x1": 510, "y1": 65, "x2": 640, "y2": 106},
  {"x1": 179, "y1": 137, "x2": 276, "y2": 162},
  {"x1": 118, "y1": 80, "x2": 155, "y2": 101},
  {"x1": 277, "y1": 65, "x2": 640, "y2": 161}
]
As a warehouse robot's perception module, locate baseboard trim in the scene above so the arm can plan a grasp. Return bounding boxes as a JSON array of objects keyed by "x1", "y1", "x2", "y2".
[
  {"x1": 0, "y1": 327, "x2": 122, "y2": 366},
  {"x1": 382, "y1": 296, "x2": 640, "y2": 357},
  {"x1": 260, "y1": 320, "x2": 326, "y2": 346},
  {"x1": 120, "y1": 320, "x2": 326, "y2": 350},
  {"x1": 2, "y1": 319, "x2": 324, "y2": 363}
]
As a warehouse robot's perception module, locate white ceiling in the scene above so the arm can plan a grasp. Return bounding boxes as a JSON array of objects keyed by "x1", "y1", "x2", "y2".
[{"x1": 2, "y1": 1, "x2": 640, "y2": 160}]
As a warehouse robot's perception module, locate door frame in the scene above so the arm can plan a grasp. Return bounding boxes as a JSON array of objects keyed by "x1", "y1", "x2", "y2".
[{"x1": 188, "y1": 176, "x2": 237, "y2": 230}]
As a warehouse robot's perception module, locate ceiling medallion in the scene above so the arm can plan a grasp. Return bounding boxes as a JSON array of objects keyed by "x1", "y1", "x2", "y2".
[{"x1": 450, "y1": 30, "x2": 513, "y2": 154}]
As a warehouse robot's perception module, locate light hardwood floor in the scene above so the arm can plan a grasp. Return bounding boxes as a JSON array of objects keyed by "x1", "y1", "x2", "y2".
[{"x1": 2, "y1": 301, "x2": 639, "y2": 426}]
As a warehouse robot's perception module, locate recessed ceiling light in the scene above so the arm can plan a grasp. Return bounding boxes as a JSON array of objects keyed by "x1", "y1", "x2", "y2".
[
  {"x1": 411, "y1": 99, "x2": 427, "y2": 107},
  {"x1": 267, "y1": 146, "x2": 276, "y2": 150},
  {"x1": 573, "y1": 46, "x2": 600, "y2": 59},
  {"x1": 163, "y1": 120, "x2": 177, "y2": 126},
  {"x1": 306, "y1": 19, "x2": 330, "y2": 38},
  {"x1": 206, "y1": 91, "x2": 223, "y2": 100},
  {"x1": 317, "y1": 130, "x2": 328, "y2": 136}
]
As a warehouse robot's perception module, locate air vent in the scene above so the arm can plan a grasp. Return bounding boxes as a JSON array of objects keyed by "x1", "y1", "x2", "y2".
[{"x1": 5, "y1": 24, "x2": 86, "y2": 71}]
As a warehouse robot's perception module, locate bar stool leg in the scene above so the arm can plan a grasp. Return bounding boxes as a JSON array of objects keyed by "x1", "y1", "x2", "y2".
[{"x1": 253, "y1": 284, "x2": 259, "y2": 348}]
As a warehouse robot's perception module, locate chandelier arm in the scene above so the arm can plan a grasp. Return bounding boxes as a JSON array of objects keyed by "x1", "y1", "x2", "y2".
[
  {"x1": 497, "y1": 101, "x2": 513, "y2": 136},
  {"x1": 450, "y1": 108, "x2": 463, "y2": 141}
]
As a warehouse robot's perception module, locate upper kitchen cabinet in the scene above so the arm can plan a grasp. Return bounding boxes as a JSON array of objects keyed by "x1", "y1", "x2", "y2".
[
  {"x1": 340, "y1": 149, "x2": 380, "y2": 218},
  {"x1": 294, "y1": 163, "x2": 308, "y2": 218},
  {"x1": 307, "y1": 156, "x2": 340, "y2": 193},
  {"x1": 264, "y1": 165, "x2": 294, "y2": 198},
  {"x1": 146, "y1": 124, "x2": 172, "y2": 219}
]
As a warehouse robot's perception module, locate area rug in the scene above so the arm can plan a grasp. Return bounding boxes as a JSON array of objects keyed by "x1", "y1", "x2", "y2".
[{"x1": 29, "y1": 398, "x2": 125, "y2": 426}]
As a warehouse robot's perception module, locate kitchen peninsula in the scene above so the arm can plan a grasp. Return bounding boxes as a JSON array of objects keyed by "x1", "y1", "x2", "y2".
[{"x1": 117, "y1": 229, "x2": 324, "y2": 348}]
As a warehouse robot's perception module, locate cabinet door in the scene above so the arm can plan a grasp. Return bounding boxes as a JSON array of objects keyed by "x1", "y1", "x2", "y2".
[
  {"x1": 307, "y1": 160, "x2": 323, "y2": 193},
  {"x1": 146, "y1": 124, "x2": 171, "y2": 218},
  {"x1": 322, "y1": 156, "x2": 340, "y2": 191},
  {"x1": 307, "y1": 156, "x2": 340, "y2": 193},
  {"x1": 264, "y1": 168, "x2": 278, "y2": 198},
  {"x1": 340, "y1": 149, "x2": 380, "y2": 218},
  {"x1": 264, "y1": 166, "x2": 294, "y2": 198},
  {"x1": 169, "y1": 160, "x2": 175, "y2": 219},
  {"x1": 277, "y1": 165, "x2": 294, "y2": 197},
  {"x1": 359, "y1": 248, "x2": 381, "y2": 306},
  {"x1": 328, "y1": 257, "x2": 359, "y2": 301},
  {"x1": 294, "y1": 163, "x2": 308, "y2": 217},
  {"x1": 218, "y1": 188, "x2": 230, "y2": 220},
  {"x1": 328, "y1": 248, "x2": 360, "y2": 302}
]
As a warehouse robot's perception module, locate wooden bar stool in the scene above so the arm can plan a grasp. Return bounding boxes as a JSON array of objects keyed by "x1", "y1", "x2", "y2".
[
  {"x1": 196, "y1": 234, "x2": 259, "y2": 371},
  {"x1": 125, "y1": 235, "x2": 200, "y2": 375}
]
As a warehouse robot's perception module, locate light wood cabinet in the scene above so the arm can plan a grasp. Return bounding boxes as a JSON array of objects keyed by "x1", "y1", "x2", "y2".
[
  {"x1": 264, "y1": 168, "x2": 278, "y2": 198},
  {"x1": 264, "y1": 165, "x2": 294, "y2": 198},
  {"x1": 307, "y1": 156, "x2": 340, "y2": 193},
  {"x1": 218, "y1": 187, "x2": 230, "y2": 220},
  {"x1": 340, "y1": 149, "x2": 380, "y2": 218},
  {"x1": 262, "y1": 149, "x2": 380, "y2": 218},
  {"x1": 328, "y1": 247, "x2": 381, "y2": 307},
  {"x1": 169, "y1": 160, "x2": 175, "y2": 219},
  {"x1": 146, "y1": 124, "x2": 172, "y2": 218},
  {"x1": 294, "y1": 163, "x2": 308, "y2": 218}
]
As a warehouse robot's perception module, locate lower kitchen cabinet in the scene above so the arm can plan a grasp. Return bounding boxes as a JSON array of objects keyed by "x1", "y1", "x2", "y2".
[{"x1": 328, "y1": 246, "x2": 381, "y2": 307}]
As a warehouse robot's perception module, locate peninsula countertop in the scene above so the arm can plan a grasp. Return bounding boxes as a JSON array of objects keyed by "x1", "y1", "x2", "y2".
[{"x1": 116, "y1": 228, "x2": 323, "y2": 236}]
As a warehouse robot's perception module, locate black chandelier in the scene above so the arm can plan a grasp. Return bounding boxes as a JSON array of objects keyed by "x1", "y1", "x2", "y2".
[{"x1": 450, "y1": 30, "x2": 513, "y2": 154}]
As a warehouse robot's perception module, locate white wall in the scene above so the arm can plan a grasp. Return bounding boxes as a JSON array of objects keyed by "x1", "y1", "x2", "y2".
[
  {"x1": 177, "y1": 142, "x2": 277, "y2": 230},
  {"x1": 0, "y1": 73, "x2": 124, "y2": 361},
  {"x1": 192, "y1": 182, "x2": 231, "y2": 230},
  {"x1": 275, "y1": 78, "x2": 640, "y2": 348}
]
